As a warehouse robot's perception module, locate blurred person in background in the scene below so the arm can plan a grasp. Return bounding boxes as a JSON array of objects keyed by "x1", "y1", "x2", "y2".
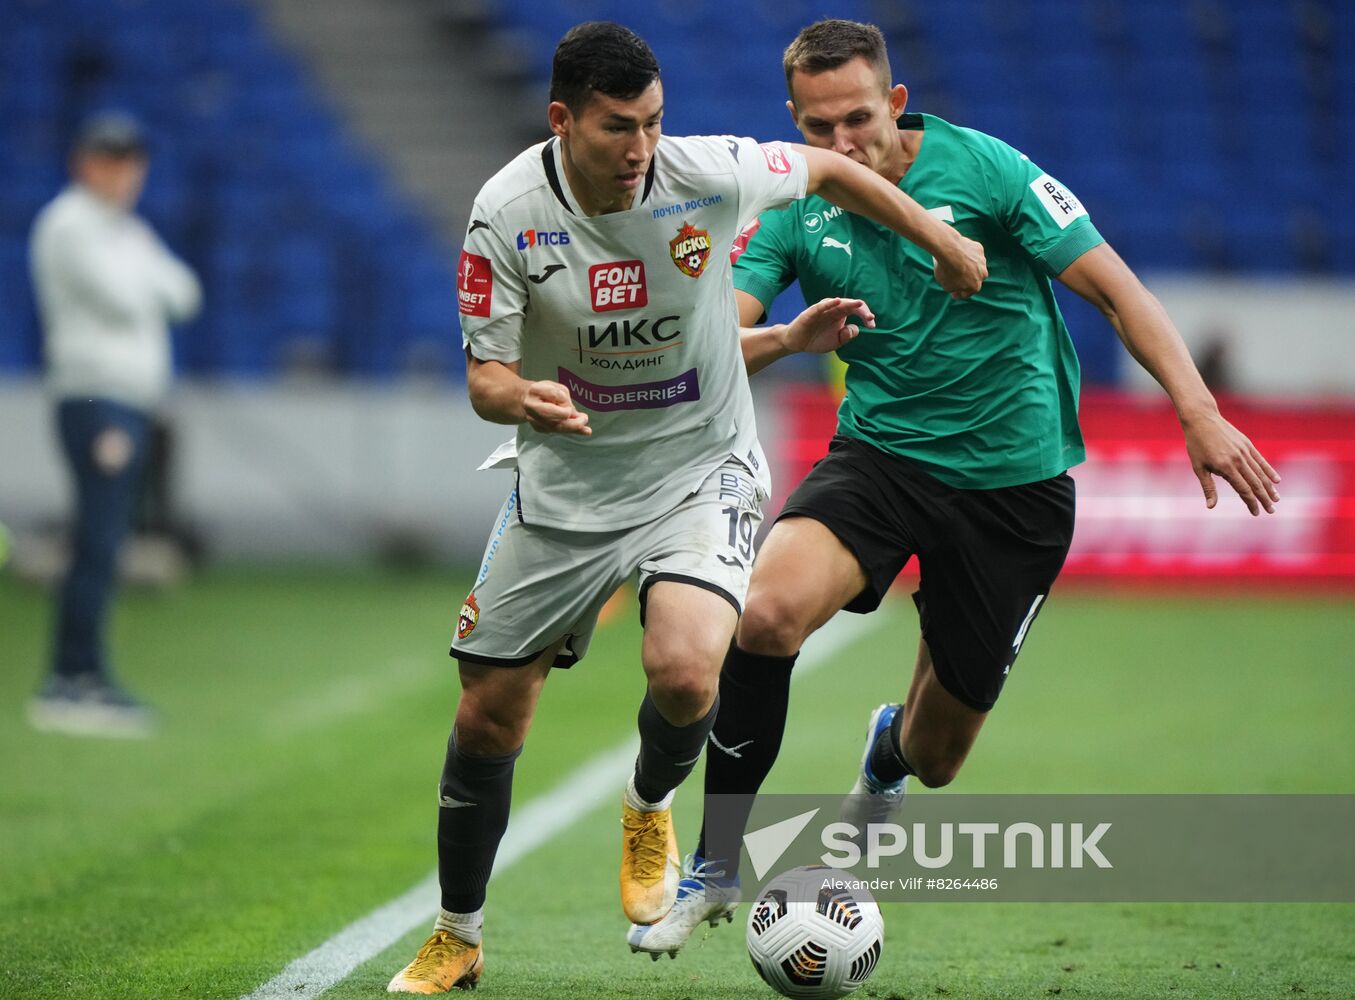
[{"x1": 26, "y1": 111, "x2": 201, "y2": 739}]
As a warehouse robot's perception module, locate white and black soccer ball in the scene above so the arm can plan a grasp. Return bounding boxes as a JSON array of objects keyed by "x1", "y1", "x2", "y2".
[{"x1": 745, "y1": 866, "x2": 885, "y2": 999}]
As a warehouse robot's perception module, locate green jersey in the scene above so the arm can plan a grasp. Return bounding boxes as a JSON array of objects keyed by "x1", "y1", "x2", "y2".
[{"x1": 733, "y1": 113, "x2": 1103, "y2": 489}]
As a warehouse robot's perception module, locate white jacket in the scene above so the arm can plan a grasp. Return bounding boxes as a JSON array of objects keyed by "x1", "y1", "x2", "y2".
[{"x1": 30, "y1": 184, "x2": 201, "y2": 409}]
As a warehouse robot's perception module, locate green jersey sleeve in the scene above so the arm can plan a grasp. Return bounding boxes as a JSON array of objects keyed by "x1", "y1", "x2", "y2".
[
  {"x1": 731, "y1": 207, "x2": 797, "y2": 312},
  {"x1": 989, "y1": 143, "x2": 1105, "y2": 276}
]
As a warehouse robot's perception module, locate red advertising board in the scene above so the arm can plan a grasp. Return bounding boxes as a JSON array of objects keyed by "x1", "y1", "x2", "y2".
[{"x1": 777, "y1": 387, "x2": 1355, "y2": 587}]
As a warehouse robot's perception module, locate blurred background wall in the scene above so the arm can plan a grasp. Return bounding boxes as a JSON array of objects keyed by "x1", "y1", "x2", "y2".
[{"x1": 0, "y1": 0, "x2": 1352, "y2": 569}]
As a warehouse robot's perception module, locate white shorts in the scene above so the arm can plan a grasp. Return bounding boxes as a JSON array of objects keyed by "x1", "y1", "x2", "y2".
[{"x1": 451, "y1": 457, "x2": 763, "y2": 668}]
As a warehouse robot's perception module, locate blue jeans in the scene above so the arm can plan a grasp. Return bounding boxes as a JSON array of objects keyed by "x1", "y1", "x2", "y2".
[{"x1": 52, "y1": 398, "x2": 151, "y2": 679}]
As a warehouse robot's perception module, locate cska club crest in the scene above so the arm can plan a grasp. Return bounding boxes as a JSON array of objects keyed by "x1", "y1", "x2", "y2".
[
  {"x1": 457, "y1": 592, "x2": 480, "y2": 640},
  {"x1": 669, "y1": 221, "x2": 712, "y2": 278}
]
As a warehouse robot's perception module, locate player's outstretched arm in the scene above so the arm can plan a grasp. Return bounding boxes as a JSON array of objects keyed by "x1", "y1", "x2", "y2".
[
  {"x1": 739, "y1": 292, "x2": 876, "y2": 376},
  {"x1": 1058, "y1": 244, "x2": 1280, "y2": 515},
  {"x1": 465, "y1": 350, "x2": 591, "y2": 436},
  {"x1": 794, "y1": 144, "x2": 987, "y2": 299}
]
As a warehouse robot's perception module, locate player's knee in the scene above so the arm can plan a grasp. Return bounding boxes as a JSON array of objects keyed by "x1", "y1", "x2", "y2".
[
  {"x1": 646, "y1": 668, "x2": 717, "y2": 725},
  {"x1": 453, "y1": 701, "x2": 529, "y2": 755},
  {"x1": 737, "y1": 593, "x2": 809, "y2": 657}
]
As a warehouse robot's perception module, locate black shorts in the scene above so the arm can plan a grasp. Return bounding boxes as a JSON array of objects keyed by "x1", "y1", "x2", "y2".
[{"x1": 776, "y1": 435, "x2": 1076, "y2": 712}]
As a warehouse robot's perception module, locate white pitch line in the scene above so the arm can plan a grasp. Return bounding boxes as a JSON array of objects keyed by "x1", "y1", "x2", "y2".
[{"x1": 240, "y1": 607, "x2": 888, "y2": 999}]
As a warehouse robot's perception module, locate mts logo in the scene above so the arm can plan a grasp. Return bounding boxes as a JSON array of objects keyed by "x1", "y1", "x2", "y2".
[
  {"x1": 517, "y1": 229, "x2": 570, "y2": 250},
  {"x1": 589, "y1": 260, "x2": 648, "y2": 312},
  {"x1": 580, "y1": 315, "x2": 680, "y2": 349}
]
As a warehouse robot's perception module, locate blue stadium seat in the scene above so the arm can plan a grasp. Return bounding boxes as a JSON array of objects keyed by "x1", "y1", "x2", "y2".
[
  {"x1": 0, "y1": 0, "x2": 470, "y2": 380},
  {"x1": 2, "y1": 0, "x2": 1348, "y2": 382}
]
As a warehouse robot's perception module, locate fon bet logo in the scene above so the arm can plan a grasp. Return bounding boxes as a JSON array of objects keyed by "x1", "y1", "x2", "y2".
[
  {"x1": 457, "y1": 251, "x2": 492, "y2": 317},
  {"x1": 590, "y1": 260, "x2": 648, "y2": 311},
  {"x1": 670, "y1": 222, "x2": 712, "y2": 278},
  {"x1": 457, "y1": 593, "x2": 480, "y2": 639}
]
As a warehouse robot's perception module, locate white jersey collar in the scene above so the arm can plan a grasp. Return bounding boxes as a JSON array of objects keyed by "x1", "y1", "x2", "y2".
[{"x1": 544, "y1": 137, "x2": 657, "y2": 217}]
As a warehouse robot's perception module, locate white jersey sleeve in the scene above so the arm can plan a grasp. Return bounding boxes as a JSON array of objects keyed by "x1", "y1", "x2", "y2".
[
  {"x1": 458, "y1": 205, "x2": 529, "y2": 363},
  {"x1": 723, "y1": 136, "x2": 809, "y2": 227}
]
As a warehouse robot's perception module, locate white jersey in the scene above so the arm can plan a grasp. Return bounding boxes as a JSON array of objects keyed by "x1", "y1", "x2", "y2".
[
  {"x1": 459, "y1": 134, "x2": 808, "y2": 531},
  {"x1": 31, "y1": 184, "x2": 201, "y2": 409}
]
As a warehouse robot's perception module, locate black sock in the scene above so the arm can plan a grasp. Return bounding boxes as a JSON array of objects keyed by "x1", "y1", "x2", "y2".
[
  {"x1": 437, "y1": 727, "x2": 521, "y2": 913},
  {"x1": 867, "y1": 705, "x2": 913, "y2": 785},
  {"x1": 696, "y1": 643, "x2": 797, "y2": 878},
  {"x1": 633, "y1": 690, "x2": 719, "y2": 805}
]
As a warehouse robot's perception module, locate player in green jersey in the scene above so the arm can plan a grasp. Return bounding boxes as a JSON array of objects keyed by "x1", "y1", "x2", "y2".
[{"x1": 627, "y1": 18, "x2": 1280, "y2": 957}]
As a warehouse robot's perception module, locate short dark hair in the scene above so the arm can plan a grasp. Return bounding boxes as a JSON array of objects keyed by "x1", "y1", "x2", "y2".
[
  {"x1": 783, "y1": 19, "x2": 891, "y2": 102},
  {"x1": 550, "y1": 21, "x2": 661, "y2": 114}
]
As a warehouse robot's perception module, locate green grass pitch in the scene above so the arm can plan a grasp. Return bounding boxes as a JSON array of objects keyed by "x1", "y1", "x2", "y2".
[{"x1": 1, "y1": 569, "x2": 1352, "y2": 999}]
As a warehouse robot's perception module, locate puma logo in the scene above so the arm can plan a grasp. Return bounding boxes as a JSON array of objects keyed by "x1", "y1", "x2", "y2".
[{"x1": 821, "y1": 236, "x2": 852, "y2": 257}]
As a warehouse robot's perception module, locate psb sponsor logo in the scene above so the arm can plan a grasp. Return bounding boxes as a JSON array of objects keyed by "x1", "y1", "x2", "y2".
[
  {"x1": 1029, "y1": 174, "x2": 1087, "y2": 229},
  {"x1": 669, "y1": 221, "x2": 712, "y2": 278},
  {"x1": 516, "y1": 228, "x2": 571, "y2": 250},
  {"x1": 589, "y1": 259, "x2": 648, "y2": 311},
  {"x1": 457, "y1": 251, "x2": 492, "y2": 318},
  {"x1": 557, "y1": 366, "x2": 700, "y2": 412},
  {"x1": 803, "y1": 206, "x2": 842, "y2": 233},
  {"x1": 731, "y1": 218, "x2": 761, "y2": 264},
  {"x1": 577, "y1": 314, "x2": 682, "y2": 370},
  {"x1": 760, "y1": 141, "x2": 793, "y2": 174},
  {"x1": 457, "y1": 592, "x2": 480, "y2": 640}
]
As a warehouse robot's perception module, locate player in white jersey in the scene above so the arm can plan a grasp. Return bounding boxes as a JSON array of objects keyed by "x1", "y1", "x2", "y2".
[{"x1": 388, "y1": 21, "x2": 987, "y2": 993}]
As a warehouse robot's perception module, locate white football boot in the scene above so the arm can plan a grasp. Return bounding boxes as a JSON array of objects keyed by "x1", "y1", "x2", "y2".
[
  {"x1": 627, "y1": 855, "x2": 740, "y2": 959},
  {"x1": 839, "y1": 703, "x2": 909, "y2": 843}
]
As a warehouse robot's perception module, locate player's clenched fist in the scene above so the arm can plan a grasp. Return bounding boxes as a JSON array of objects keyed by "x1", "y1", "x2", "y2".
[
  {"x1": 522, "y1": 380, "x2": 591, "y2": 436},
  {"x1": 934, "y1": 235, "x2": 988, "y2": 300}
]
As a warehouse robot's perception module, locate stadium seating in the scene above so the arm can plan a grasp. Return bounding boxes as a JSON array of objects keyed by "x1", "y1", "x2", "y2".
[
  {"x1": 1, "y1": 0, "x2": 1350, "y2": 384},
  {"x1": 0, "y1": 0, "x2": 457, "y2": 379}
]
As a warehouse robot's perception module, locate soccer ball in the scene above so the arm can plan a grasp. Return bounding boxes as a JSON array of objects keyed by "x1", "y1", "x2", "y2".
[{"x1": 745, "y1": 866, "x2": 885, "y2": 999}]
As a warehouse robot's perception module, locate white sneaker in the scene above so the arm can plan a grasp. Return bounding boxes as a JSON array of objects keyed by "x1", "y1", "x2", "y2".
[
  {"x1": 26, "y1": 673, "x2": 155, "y2": 739},
  {"x1": 839, "y1": 703, "x2": 908, "y2": 842},
  {"x1": 627, "y1": 855, "x2": 740, "y2": 959}
]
